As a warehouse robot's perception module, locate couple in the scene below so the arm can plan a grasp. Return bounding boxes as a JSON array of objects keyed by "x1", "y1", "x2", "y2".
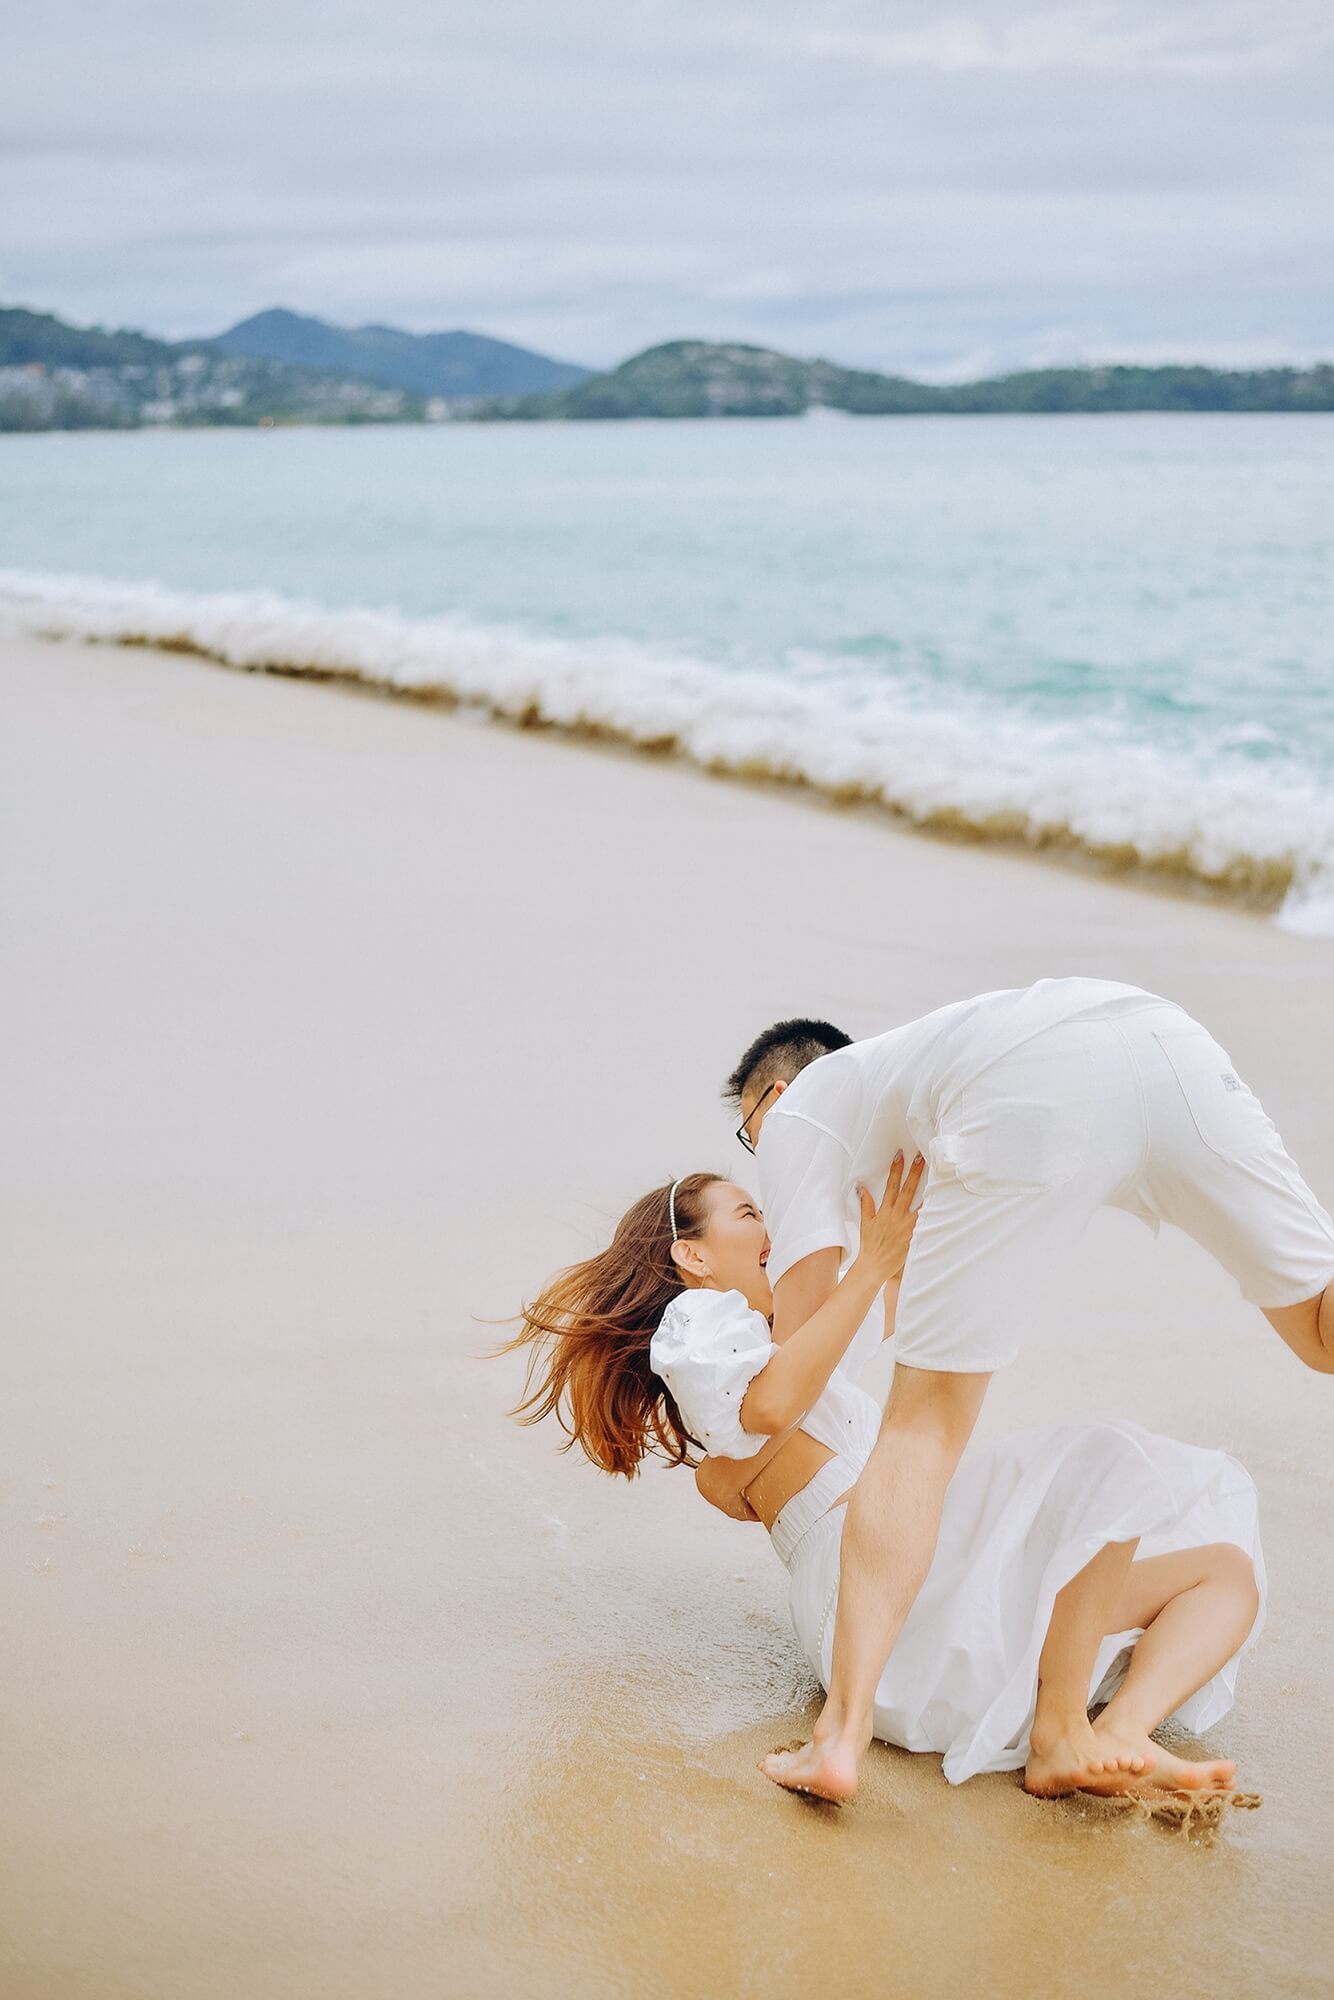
[{"x1": 513, "y1": 978, "x2": 1334, "y2": 1804}]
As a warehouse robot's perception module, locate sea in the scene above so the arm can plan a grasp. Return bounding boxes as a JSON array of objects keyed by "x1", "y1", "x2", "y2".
[{"x1": 2, "y1": 413, "x2": 1332, "y2": 932}]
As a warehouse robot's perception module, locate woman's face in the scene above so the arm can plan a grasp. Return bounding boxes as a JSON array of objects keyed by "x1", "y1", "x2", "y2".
[{"x1": 693, "y1": 1181, "x2": 772, "y2": 1316}]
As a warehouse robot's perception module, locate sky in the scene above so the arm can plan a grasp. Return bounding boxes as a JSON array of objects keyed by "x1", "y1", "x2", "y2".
[{"x1": 4, "y1": 0, "x2": 1332, "y2": 378}]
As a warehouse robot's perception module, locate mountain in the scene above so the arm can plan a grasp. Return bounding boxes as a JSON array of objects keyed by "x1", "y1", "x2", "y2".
[
  {"x1": 7, "y1": 309, "x2": 1332, "y2": 434},
  {"x1": 1, "y1": 302, "x2": 588, "y2": 430},
  {"x1": 471, "y1": 340, "x2": 1334, "y2": 420},
  {"x1": 213, "y1": 309, "x2": 590, "y2": 400},
  {"x1": 0, "y1": 306, "x2": 425, "y2": 430}
]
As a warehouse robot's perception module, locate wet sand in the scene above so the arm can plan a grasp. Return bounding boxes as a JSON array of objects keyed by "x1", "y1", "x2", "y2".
[{"x1": 2, "y1": 630, "x2": 1332, "y2": 2000}]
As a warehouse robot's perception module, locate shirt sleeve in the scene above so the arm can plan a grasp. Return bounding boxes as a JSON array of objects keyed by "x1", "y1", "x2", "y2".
[
  {"x1": 757, "y1": 1110, "x2": 857, "y2": 1289},
  {"x1": 649, "y1": 1290, "x2": 778, "y2": 1460}
]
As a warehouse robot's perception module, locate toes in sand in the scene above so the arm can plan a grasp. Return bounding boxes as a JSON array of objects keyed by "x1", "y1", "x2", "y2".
[
  {"x1": 1025, "y1": 1720, "x2": 1155, "y2": 1798},
  {"x1": 1094, "y1": 1719, "x2": 1235, "y2": 1793},
  {"x1": 759, "y1": 1739, "x2": 860, "y2": 1804}
]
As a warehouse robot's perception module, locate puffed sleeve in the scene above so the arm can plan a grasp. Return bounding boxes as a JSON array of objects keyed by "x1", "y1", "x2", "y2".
[{"x1": 649, "y1": 1289, "x2": 778, "y2": 1460}]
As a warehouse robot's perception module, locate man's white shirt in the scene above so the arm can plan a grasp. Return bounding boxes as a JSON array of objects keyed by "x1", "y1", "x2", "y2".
[{"x1": 757, "y1": 978, "x2": 1155, "y2": 1289}]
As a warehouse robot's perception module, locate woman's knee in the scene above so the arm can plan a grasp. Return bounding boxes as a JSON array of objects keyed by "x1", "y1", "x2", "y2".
[
  {"x1": 1262, "y1": 1295, "x2": 1334, "y2": 1373},
  {"x1": 1203, "y1": 1541, "x2": 1260, "y2": 1613}
]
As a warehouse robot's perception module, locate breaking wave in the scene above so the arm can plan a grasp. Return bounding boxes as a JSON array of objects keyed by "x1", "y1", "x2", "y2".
[{"x1": 3, "y1": 568, "x2": 1331, "y2": 934}]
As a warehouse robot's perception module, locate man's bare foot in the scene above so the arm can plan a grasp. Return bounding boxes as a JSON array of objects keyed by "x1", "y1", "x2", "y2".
[
  {"x1": 1092, "y1": 1716, "x2": 1236, "y2": 1792},
  {"x1": 1024, "y1": 1716, "x2": 1155, "y2": 1798},
  {"x1": 759, "y1": 1735, "x2": 861, "y2": 1803}
]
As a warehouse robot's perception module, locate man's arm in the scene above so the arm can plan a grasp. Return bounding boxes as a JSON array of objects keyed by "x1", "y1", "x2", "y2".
[
  {"x1": 770, "y1": 1245, "x2": 841, "y2": 1345},
  {"x1": 755, "y1": 1112, "x2": 852, "y2": 1346},
  {"x1": 743, "y1": 1163, "x2": 923, "y2": 1434},
  {"x1": 881, "y1": 1275, "x2": 902, "y2": 1341}
]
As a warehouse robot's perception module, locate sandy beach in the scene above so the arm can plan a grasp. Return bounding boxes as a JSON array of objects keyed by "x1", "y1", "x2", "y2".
[{"x1": 3, "y1": 628, "x2": 1333, "y2": 2000}]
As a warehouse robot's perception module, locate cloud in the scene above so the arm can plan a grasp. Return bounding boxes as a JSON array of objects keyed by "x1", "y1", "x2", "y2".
[
  {"x1": 806, "y1": 1, "x2": 1334, "y2": 78},
  {"x1": 2, "y1": 0, "x2": 1331, "y2": 373}
]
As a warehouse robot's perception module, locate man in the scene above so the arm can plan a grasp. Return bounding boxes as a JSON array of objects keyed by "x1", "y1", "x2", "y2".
[{"x1": 704, "y1": 977, "x2": 1334, "y2": 1801}]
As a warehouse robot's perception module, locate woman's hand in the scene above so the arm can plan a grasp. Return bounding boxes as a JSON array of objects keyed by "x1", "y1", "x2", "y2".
[
  {"x1": 695, "y1": 1455, "x2": 762, "y2": 1521},
  {"x1": 738, "y1": 1165, "x2": 926, "y2": 1440},
  {"x1": 854, "y1": 1152, "x2": 926, "y2": 1286}
]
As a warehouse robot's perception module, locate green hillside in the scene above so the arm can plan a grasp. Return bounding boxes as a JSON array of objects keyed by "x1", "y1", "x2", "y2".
[{"x1": 473, "y1": 341, "x2": 1334, "y2": 420}]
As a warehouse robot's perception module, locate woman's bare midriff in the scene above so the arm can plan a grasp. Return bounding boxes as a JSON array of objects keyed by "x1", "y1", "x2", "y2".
[{"x1": 740, "y1": 1429, "x2": 853, "y2": 1531}]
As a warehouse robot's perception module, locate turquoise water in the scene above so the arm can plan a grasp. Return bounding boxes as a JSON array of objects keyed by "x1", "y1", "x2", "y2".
[{"x1": 2, "y1": 415, "x2": 1332, "y2": 926}]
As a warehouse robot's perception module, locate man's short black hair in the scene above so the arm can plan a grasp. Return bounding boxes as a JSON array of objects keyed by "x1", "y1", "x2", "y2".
[{"x1": 723, "y1": 1017, "x2": 852, "y2": 1108}]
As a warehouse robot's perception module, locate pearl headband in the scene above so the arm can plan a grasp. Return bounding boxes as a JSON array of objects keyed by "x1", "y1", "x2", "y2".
[{"x1": 668, "y1": 1177, "x2": 683, "y2": 1244}]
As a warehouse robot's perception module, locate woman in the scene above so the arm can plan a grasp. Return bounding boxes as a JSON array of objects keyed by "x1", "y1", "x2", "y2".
[{"x1": 508, "y1": 1166, "x2": 1263, "y2": 1801}]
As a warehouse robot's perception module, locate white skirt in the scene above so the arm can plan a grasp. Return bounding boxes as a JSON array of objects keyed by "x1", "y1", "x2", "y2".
[{"x1": 784, "y1": 1419, "x2": 1266, "y2": 1785}]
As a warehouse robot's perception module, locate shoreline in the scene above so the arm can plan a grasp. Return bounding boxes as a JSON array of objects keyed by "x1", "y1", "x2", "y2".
[
  {"x1": 4, "y1": 573, "x2": 1327, "y2": 933},
  {"x1": 112, "y1": 636, "x2": 1301, "y2": 921},
  {"x1": 3, "y1": 628, "x2": 1333, "y2": 1998},
  {"x1": 6, "y1": 408, "x2": 1334, "y2": 437}
]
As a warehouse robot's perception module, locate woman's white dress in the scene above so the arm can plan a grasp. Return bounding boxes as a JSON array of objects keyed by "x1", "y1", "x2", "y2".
[{"x1": 650, "y1": 1287, "x2": 1265, "y2": 1784}]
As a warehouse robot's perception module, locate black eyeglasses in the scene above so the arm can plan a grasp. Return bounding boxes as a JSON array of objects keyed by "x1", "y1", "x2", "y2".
[{"x1": 735, "y1": 1081, "x2": 778, "y2": 1155}]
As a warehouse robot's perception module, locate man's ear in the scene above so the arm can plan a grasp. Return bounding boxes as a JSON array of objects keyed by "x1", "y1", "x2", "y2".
[{"x1": 773, "y1": 1078, "x2": 788, "y2": 1099}]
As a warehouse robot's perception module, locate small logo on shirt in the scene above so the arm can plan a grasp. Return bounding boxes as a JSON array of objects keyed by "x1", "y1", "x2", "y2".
[{"x1": 1221, "y1": 1072, "x2": 1244, "y2": 1093}]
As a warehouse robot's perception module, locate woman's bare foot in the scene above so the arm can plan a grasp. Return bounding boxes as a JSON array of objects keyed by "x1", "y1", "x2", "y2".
[
  {"x1": 759, "y1": 1735, "x2": 861, "y2": 1803},
  {"x1": 1092, "y1": 1716, "x2": 1236, "y2": 1792},
  {"x1": 1024, "y1": 1715, "x2": 1155, "y2": 1798}
]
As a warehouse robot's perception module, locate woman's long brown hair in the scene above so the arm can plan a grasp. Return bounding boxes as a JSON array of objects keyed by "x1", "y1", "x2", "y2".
[{"x1": 504, "y1": 1173, "x2": 724, "y2": 1478}]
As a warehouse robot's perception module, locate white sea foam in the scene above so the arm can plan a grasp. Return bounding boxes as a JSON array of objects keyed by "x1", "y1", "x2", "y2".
[{"x1": 3, "y1": 568, "x2": 1331, "y2": 934}]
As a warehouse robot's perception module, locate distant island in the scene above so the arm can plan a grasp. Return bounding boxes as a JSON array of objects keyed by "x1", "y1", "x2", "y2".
[
  {"x1": 213, "y1": 309, "x2": 589, "y2": 401},
  {"x1": 3, "y1": 308, "x2": 1332, "y2": 432},
  {"x1": 471, "y1": 339, "x2": 1334, "y2": 420},
  {"x1": 0, "y1": 306, "x2": 589, "y2": 431}
]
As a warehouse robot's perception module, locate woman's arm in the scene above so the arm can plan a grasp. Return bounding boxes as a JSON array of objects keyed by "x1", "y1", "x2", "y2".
[
  {"x1": 697, "y1": 1274, "x2": 901, "y2": 1516},
  {"x1": 695, "y1": 1436, "x2": 793, "y2": 1519},
  {"x1": 739, "y1": 1154, "x2": 924, "y2": 1437}
]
